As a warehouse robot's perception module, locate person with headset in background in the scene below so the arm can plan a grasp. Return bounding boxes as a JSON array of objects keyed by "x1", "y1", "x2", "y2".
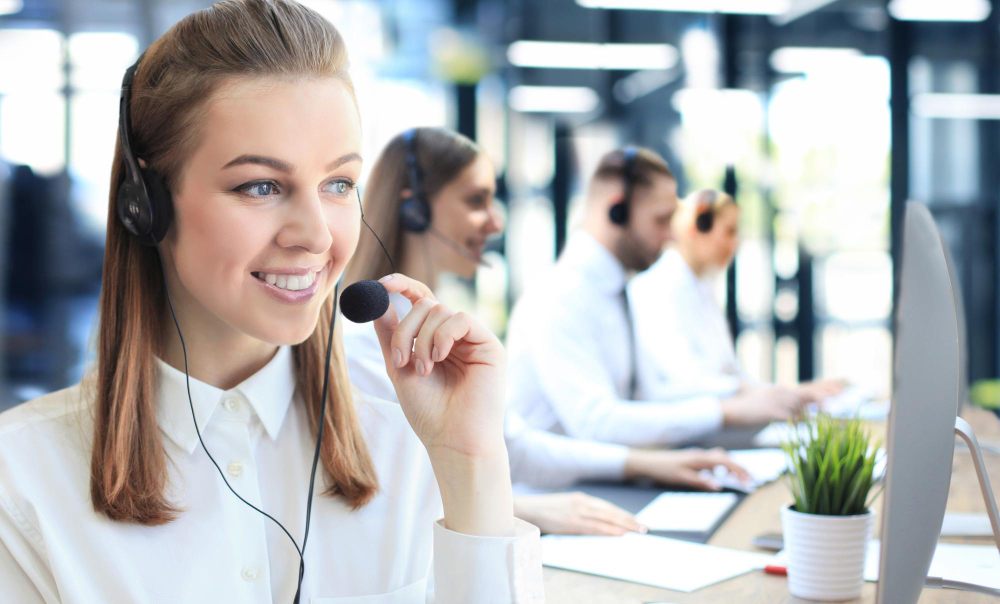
[
  {"x1": 505, "y1": 148, "x2": 810, "y2": 449},
  {"x1": 341, "y1": 128, "x2": 750, "y2": 537},
  {"x1": 0, "y1": 2, "x2": 543, "y2": 602},
  {"x1": 629, "y1": 189, "x2": 845, "y2": 404}
]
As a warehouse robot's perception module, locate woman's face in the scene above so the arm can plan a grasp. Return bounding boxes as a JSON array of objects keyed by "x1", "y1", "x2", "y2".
[
  {"x1": 427, "y1": 153, "x2": 503, "y2": 279},
  {"x1": 701, "y1": 204, "x2": 740, "y2": 271},
  {"x1": 163, "y1": 77, "x2": 362, "y2": 346}
]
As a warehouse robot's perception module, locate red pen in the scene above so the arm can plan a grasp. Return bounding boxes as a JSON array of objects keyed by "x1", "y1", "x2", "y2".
[{"x1": 765, "y1": 564, "x2": 787, "y2": 576}]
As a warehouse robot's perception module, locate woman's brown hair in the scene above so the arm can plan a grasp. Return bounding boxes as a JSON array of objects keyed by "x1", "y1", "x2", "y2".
[
  {"x1": 92, "y1": 0, "x2": 377, "y2": 525},
  {"x1": 343, "y1": 127, "x2": 481, "y2": 284}
]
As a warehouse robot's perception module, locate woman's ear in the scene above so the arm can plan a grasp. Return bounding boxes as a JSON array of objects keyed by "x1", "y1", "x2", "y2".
[{"x1": 138, "y1": 158, "x2": 148, "y2": 169}]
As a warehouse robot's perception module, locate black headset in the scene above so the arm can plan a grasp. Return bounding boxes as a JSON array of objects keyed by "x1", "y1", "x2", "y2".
[
  {"x1": 117, "y1": 57, "x2": 173, "y2": 246},
  {"x1": 608, "y1": 146, "x2": 638, "y2": 227},
  {"x1": 117, "y1": 55, "x2": 367, "y2": 604},
  {"x1": 399, "y1": 128, "x2": 432, "y2": 233},
  {"x1": 695, "y1": 190, "x2": 721, "y2": 233}
]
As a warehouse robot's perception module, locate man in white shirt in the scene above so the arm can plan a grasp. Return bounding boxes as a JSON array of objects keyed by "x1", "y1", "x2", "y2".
[
  {"x1": 506, "y1": 148, "x2": 806, "y2": 448},
  {"x1": 630, "y1": 189, "x2": 844, "y2": 404}
]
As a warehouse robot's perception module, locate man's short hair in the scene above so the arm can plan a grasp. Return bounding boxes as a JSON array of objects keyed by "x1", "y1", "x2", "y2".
[{"x1": 591, "y1": 147, "x2": 675, "y2": 190}]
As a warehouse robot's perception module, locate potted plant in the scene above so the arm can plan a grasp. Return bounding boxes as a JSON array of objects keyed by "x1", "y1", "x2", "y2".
[{"x1": 780, "y1": 413, "x2": 883, "y2": 601}]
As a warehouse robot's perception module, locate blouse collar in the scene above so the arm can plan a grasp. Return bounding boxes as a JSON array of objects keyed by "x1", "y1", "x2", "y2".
[{"x1": 154, "y1": 345, "x2": 296, "y2": 454}]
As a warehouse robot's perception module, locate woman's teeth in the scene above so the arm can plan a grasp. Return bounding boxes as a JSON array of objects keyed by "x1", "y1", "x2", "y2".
[{"x1": 253, "y1": 271, "x2": 317, "y2": 291}]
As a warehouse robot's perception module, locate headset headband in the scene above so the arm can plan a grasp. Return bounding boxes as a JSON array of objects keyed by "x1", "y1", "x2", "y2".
[
  {"x1": 119, "y1": 59, "x2": 144, "y2": 188},
  {"x1": 403, "y1": 128, "x2": 423, "y2": 203}
]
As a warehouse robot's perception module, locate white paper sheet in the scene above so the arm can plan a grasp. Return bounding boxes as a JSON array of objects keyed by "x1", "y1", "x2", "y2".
[
  {"x1": 634, "y1": 492, "x2": 739, "y2": 532},
  {"x1": 542, "y1": 532, "x2": 775, "y2": 593},
  {"x1": 940, "y1": 513, "x2": 997, "y2": 538},
  {"x1": 863, "y1": 540, "x2": 1000, "y2": 588}
]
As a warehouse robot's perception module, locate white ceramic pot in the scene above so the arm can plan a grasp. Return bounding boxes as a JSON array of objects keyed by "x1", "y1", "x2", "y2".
[{"x1": 780, "y1": 504, "x2": 875, "y2": 601}]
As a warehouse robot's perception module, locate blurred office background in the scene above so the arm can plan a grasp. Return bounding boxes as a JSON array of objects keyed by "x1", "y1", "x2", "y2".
[{"x1": 0, "y1": 0, "x2": 996, "y2": 410}]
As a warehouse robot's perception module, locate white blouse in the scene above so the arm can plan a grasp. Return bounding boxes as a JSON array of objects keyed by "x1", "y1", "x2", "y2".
[
  {"x1": 629, "y1": 247, "x2": 749, "y2": 399},
  {"x1": 0, "y1": 346, "x2": 543, "y2": 603},
  {"x1": 341, "y1": 294, "x2": 630, "y2": 489}
]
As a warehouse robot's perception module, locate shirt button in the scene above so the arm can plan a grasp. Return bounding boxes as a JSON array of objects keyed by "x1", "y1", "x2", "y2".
[
  {"x1": 223, "y1": 397, "x2": 240, "y2": 412},
  {"x1": 227, "y1": 461, "x2": 244, "y2": 478},
  {"x1": 241, "y1": 566, "x2": 258, "y2": 582}
]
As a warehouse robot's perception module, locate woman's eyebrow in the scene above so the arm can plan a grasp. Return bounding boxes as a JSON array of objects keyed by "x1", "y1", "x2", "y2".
[
  {"x1": 222, "y1": 153, "x2": 362, "y2": 173},
  {"x1": 223, "y1": 154, "x2": 293, "y2": 173},
  {"x1": 326, "y1": 153, "x2": 362, "y2": 171},
  {"x1": 468, "y1": 186, "x2": 494, "y2": 198}
]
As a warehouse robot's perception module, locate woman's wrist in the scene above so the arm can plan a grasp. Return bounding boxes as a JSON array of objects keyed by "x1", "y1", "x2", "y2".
[
  {"x1": 429, "y1": 443, "x2": 515, "y2": 537},
  {"x1": 624, "y1": 448, "x2": 679, "y2": 481},
  {"x1": 623, "y1": 449, "x2": 653, "y2": 480}
]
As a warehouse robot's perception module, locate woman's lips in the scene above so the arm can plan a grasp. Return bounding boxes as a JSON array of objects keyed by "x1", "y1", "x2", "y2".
[
  {"x1": 466, "y1": 239, "x2": 486, "y2": 260},
  {"x1": 251, "y1": 265, "x2": 323, "y2": 305}
]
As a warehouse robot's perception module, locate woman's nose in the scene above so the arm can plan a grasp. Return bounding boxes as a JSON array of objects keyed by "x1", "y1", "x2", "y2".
[
  {"x1": 484, "y1": 205, "x2": 505, "y2": 234},
  {"x1": 276, "y1": 193, "x2": 334, "y2": 253}
]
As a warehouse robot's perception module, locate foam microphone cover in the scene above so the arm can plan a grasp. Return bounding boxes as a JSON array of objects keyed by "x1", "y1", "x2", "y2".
[{"x1": 340, "y1": 280, "x2": 390, "y2": 323}]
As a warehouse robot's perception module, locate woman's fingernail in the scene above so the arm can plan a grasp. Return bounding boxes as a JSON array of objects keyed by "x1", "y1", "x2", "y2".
[
  {"x1": 391, "y1": 348, "x2": 402, "y2": 367},
  {"x1": 638, "y1": 525, "x2": 648, "y2": 534},
  {"x1": 432, "y1": 346, "x2": 440, "y2": 362},
  {"x1": 415, "y1": 359, "x2": 425, "y2": 376},
  {"x1": 379, "y1": 274, "x2": 393, "y2": 283}
]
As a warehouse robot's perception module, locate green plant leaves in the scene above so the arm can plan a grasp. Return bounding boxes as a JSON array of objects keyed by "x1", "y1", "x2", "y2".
[{"x1": 780, "y1": 413, "x2": 880, "y2": 516}]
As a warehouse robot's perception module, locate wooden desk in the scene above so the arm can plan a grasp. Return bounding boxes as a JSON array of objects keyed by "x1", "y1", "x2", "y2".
[{"x1": 543, "y1": 407, "x2": 1000, "y2": 603}]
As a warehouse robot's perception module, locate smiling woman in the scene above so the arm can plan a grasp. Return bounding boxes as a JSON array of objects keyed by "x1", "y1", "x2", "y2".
[{"x1": 0, "y1": 1, "x2": 542, "y2": 603}]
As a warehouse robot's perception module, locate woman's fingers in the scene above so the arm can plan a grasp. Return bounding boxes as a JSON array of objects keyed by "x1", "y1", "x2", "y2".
[
  {"x1": 704, "y1": 448, "x2": 752, "y2": 481},
  {"x1": 379, "y1": 273, "x2": 435, "y2": 305},
  {"x1": 683, "y1": 448, "x2": 752, "y2": 484},
  {"x1": 571, "y1": 519, "x2": 630, "y2": 537},
  {"x1": 412, "y1": 303, "x2": 456, "y2": 376},
  {"x1": 429, "y1": 311, "x2": 475, "y2": 364},
  {"x1": 579, "y1": 496, "x2": 645, "y2": 534},
  {"x1": 674, "y1": 468, "x2": 724, "y2": 491},
  {"x1": 713, "y1": 456, "x2": 751, "y2": 482},
  {"x1": 371, "y1": 301, "x2": 401, "y2": 369},
  {"x1": 388, "y1": 297, "x2": 437, "y2": 371},
  {"x1": 372, "y1": 273, "x2": 500, "y2": 377}
]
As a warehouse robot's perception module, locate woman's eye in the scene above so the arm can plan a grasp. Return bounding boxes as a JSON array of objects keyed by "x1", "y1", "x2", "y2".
[
  {"x1": 236, "y1": 181, "x2": 279, "y2": 197},
  {"x1": 323, "y1": 179, "x2": 355, "y2": 197}
]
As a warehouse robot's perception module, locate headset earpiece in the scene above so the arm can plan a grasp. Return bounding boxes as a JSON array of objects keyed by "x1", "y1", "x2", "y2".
[
  {"x1": 609, "y1": 146, "x2": 638, "y2": 227},
  {"x1": 694, "y1": 190, "x2": 719, "y2": 234},
  {"x1": 695, "y1": 208, "x2": 714, "y2": 233},
  {"x1": 116, "y1": 56, "x2": 173, "y2": 246},
  {"x1": 608, "y1": 200, "x2": 629, "y2": 226},
  {"x1": 399, "y1": 129, "x2": 432, "y2": 234},
  {"x1": 399, "y1": 194, "x2": 431, "y2": 233}
]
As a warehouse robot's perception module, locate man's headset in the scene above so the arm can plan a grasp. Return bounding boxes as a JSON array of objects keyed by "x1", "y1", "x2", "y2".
[
  {"x1": 608, "y1": 146, "x2": 639, "y2": 227},
  {"x1": 118, "y1": 56, "x2": 392, "y2": 604}
]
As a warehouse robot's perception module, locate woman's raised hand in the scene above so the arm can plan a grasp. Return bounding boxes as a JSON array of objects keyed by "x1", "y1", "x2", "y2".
[{"x1": 370, "y1": 273, "x2": 513, "y2": 536}]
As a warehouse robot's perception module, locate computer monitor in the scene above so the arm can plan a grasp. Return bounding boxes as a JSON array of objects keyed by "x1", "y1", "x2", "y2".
[
  {"x1": 877, "y1": 202, "x2": 1000, "y2": 602},
  {"x1": 940, "y1": 240, "x2": 969, "y2": 412}
]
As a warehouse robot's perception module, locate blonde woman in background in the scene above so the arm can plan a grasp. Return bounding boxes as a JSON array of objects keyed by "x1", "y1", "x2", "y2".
[{"x1": 629, "y1": 189, "x2": 844, "y2": 412}]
